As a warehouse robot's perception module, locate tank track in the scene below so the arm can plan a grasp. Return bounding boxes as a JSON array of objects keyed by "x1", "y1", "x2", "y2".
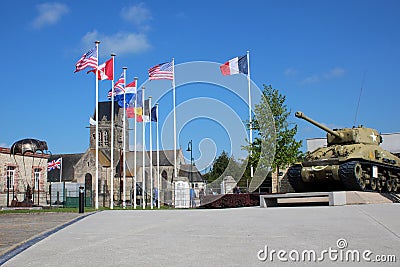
[
  {"x1": 339, "y1": 161, "x2": 365, "y2": 191},
  {"x1": 287, "y1": 165, "x2": 306, "y2": 192},
  {"x1": 340, "y1": 160, "x2": 400, "y2": 193}
]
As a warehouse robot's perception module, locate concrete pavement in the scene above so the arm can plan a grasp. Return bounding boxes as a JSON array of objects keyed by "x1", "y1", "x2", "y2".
[{"x1": 3, "y1": 204, "x2": 400, "y2": 266}]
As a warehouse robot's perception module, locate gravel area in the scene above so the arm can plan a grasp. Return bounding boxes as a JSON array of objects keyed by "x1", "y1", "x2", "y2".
[{"x1": 0, "y1": 212, "x2": 82, "y2": 256}]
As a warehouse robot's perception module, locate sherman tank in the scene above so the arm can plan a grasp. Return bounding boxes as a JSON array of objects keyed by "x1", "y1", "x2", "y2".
[{"x1": 288, "y1": 111, "x2": 400, "y2": 193}]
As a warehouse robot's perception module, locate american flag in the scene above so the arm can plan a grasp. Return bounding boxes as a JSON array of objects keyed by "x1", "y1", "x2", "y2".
[
  {"x1": 48, "y1": 158, "x2": 61, "y2": 171},
  {"x1": 148, "y1": 61, "x2": 174, "y2": 80},
  {"x1": 75, "y1": 46, "x2": 98, "y2": 73}
]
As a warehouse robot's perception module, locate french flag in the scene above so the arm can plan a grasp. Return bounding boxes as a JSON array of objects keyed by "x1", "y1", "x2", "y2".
[{"x1": 220, "y1": 55, "x2": 248, "y2": 76}]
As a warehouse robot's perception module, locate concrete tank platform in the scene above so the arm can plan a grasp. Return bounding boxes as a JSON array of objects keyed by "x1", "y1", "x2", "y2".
[{"x1": 260, "y1": 191, "x2": 400, "y2": 208}]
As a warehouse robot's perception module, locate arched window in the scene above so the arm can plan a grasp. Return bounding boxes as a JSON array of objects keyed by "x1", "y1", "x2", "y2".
[
  {"x1": 104, "y1": 131, "x2": 109, "y2": 146},
  {"x1": 98, "y1": 131, "x2": 103, "y2": 146}
]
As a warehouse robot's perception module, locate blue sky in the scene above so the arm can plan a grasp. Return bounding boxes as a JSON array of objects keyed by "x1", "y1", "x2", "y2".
[{"x1": 1, "y1": 0, "x2": 399, "y2": 172}]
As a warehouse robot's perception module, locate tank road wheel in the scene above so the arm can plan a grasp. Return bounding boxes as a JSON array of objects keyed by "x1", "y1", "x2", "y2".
[
  {"x1": 376, "y1": 178, "x2": 383, "y2": 192},
  {"x1": 370, "y1": 178, "x2": 377, "y2": 191},
  {"x1": 393, "y1": 178, "x2": 399, "y2": 193},
  {"x1": 354, "y1": 163, "x2": 367, "y2": 191},
  {"x1": 386, "y1": 179, "x2": 393, "y2": 192}
]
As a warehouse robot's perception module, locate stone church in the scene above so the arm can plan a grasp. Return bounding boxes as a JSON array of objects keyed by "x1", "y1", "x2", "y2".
[{"x1": 48, "y1": 101, "x2": 204, "y2": 207}]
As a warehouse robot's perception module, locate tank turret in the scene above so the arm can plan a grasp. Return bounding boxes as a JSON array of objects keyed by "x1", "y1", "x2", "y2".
[{"x1": 295, "y1": 111, "x2": 382, "y2": 146}]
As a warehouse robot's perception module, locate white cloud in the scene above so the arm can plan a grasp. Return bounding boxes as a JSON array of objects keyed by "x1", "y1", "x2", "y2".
[
  {"x1": 32, "y1": 2, "x2": 69, "y2": 29},
  {"x1": 323, "y1": 67, "x2": 345, "y2": 79},
  {"x1": 284, "y1": 68, "x2": 298, "y2": 76},
  {"x1": 120, "y1": 3, "x2": 152, "y2": 26},
  {"x1": 301, "y1": 67, "x2": 345, "y2": 84},
  {"x1": 302, "y1": 75, "x2": 320, "y2": 84},
  {"x1": 82, "y1": 30, "x2": 151, "y2": 56}
]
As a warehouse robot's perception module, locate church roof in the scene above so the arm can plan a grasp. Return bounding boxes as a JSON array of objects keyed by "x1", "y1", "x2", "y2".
[
  {"x1": 116, "y1": 149, "x2": 184, "y2": 176},
  {"x1": 47, "y1": 153, "x2": 83, "y2": 182},
  {"x1": 178, "y1": 164, "x2": 204, "y2": 183}
]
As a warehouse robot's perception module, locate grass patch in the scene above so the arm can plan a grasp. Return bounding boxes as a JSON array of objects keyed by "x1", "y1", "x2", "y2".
[{"x1": 0, "y1": 205, "x2": 175, "y2": 214}]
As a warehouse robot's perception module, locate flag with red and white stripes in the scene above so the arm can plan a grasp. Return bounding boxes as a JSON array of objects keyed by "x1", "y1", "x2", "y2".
[
  {"x1": 74, "y1": 46, "x2": 98, "y2": 73},
  {"x1": 148, "y1": 61, "x2": 174, "y2": 80}
]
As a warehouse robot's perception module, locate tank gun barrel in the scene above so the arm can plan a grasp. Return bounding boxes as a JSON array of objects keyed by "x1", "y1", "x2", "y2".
[{"x1": 295, "y1": 111, "x2": 341, "y2": 138}]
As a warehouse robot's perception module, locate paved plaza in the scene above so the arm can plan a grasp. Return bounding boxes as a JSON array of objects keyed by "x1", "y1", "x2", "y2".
[{"x1": 1, "y1": 204, "x2": 400, "y2": 266}]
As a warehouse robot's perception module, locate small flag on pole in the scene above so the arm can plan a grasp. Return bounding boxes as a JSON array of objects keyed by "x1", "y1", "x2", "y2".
[
  {"x1": 74, "y1": 46, "x2": 98, "y2": 73},
  {"x1": 127, "y1": 90, "x2": 143, "y2": 118},
  {"x1": 87, "y1": 57, "x2": 114, "y2": 80},
  {"x1": 151, "y1": 106, "x2": 157, "y2": 122},
  {"x1": 220, "y1": 55, "x2": 248, "y2": 76},
  {"x1": 137, "y1": 99, "x2": 150, "y2": 122},
  {"x1": 148, "y1": 61, "x2": 174, "y2": 80},
  {"x1": 125, "y1": 80, "x2": 137, "y2": 106},
  {"x1": 48, "y1": 158, "x2": 62, "y2": 171}
]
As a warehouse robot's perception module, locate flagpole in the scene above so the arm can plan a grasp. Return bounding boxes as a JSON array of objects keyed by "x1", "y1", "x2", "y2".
[
  {"x1": 95, "y1": 40, "x2": 100, "y2": 210},
  {"x1": 59, "y1": 157, "x2": 63, "y2": 183},
  {"x1": 133, "y1": 77, "x2": 138, "y2": 209},
  {"x1": 247, "y1": 51, "x2": 254, "y2": 182},
  {"x1": 156, "y1": 103, "x2": 160, "y2": 208},
  {"x1": 110, "y1": 53, "x2": 116, "y2": 209},
  {"x1": 172, "y1": 58, "x2": 177, "y2": 182},
  {"x1": 122, "y1": 67, "x2": 127, "y2": 209},
  {"x1": 142, "y1": 86, "x2": 146, "y2": 209},
  {"x1": 149, "y1": 96, "x2": 153, "y2": 209}
]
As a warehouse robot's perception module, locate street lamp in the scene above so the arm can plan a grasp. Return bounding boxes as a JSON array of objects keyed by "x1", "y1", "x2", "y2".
[{"x1": 186, "y1": 140, "x2": 193, "y2": 183}]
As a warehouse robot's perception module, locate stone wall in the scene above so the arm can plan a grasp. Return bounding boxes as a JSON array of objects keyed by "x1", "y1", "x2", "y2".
[
  {"x1": 0, "y1": 149, "x2": 49, "y2": 207},
  {"x1": 270, "y1": 167, "x2": 295, "y2": 193}
]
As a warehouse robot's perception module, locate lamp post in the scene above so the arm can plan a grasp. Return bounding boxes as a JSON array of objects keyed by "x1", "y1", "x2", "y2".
[{"x1": 186, "y1": 140, "x2": 193, "y2": 184}]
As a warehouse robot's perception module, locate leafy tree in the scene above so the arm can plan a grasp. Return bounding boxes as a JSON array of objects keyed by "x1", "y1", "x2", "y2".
[
  {"x1": 203, "y1": 151, "x2": 242, "y2": 184},
  {"x1": 246, "y1": 84, "x2": 303, "y2": 180}
]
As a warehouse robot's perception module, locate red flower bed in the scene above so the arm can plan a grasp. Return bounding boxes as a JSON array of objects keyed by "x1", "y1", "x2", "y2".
[{"x1": 200, "y1": 193, "x2": 260, "y2": 208}]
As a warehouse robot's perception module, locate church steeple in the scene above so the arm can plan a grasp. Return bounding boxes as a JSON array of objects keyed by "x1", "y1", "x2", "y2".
[{"x1": 90, "y1": 101, "x2": 129, "y2": 151}]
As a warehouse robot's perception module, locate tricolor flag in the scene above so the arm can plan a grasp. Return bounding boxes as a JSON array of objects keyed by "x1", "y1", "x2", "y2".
[
  {"x1": 127, "y1": 89, "x2": 143, "y2": 118},
  {"x1": 125, "y1": 80, "x2": 137, "y2": 106},
  {"x1": 148, "y1": 61, "x2": 174, "y2": 80},
  {"x1": 48, "y1": 158, "x2": 62, "y2": 171},
  {"x1": 220, "y1": 55, "x2": 248, "y2": 76},
  {"x1": 137, "y1": 99, "x2": 150, "y2": 122},
  {"x1": 87, "y1": 57, "x2": 113, "y2": 80},
  {"x1": 75, "y1": 46, "x2": 98, "y2": 73}
]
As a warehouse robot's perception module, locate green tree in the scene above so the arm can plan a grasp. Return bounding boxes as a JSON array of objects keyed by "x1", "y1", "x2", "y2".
[
  {"x1": 246, "y1": 84, "x2": 303, "y2": 180},
  {"x1": 203, "y1": 151, "x2": 242, "y2": 184}
]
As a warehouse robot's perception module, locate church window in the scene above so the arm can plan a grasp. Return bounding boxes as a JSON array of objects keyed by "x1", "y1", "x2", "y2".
[
  {"x1": 104, "y1": 131, "x2": 109, "y2": 146},
  {"x1": 98, "y1": 131, "x2": 103, "y2": 146}
]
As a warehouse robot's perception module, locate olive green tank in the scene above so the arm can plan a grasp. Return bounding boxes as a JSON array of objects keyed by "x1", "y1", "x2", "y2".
[{"x1": 288, "y1": 111, "x2": 400, "y2": 193}]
